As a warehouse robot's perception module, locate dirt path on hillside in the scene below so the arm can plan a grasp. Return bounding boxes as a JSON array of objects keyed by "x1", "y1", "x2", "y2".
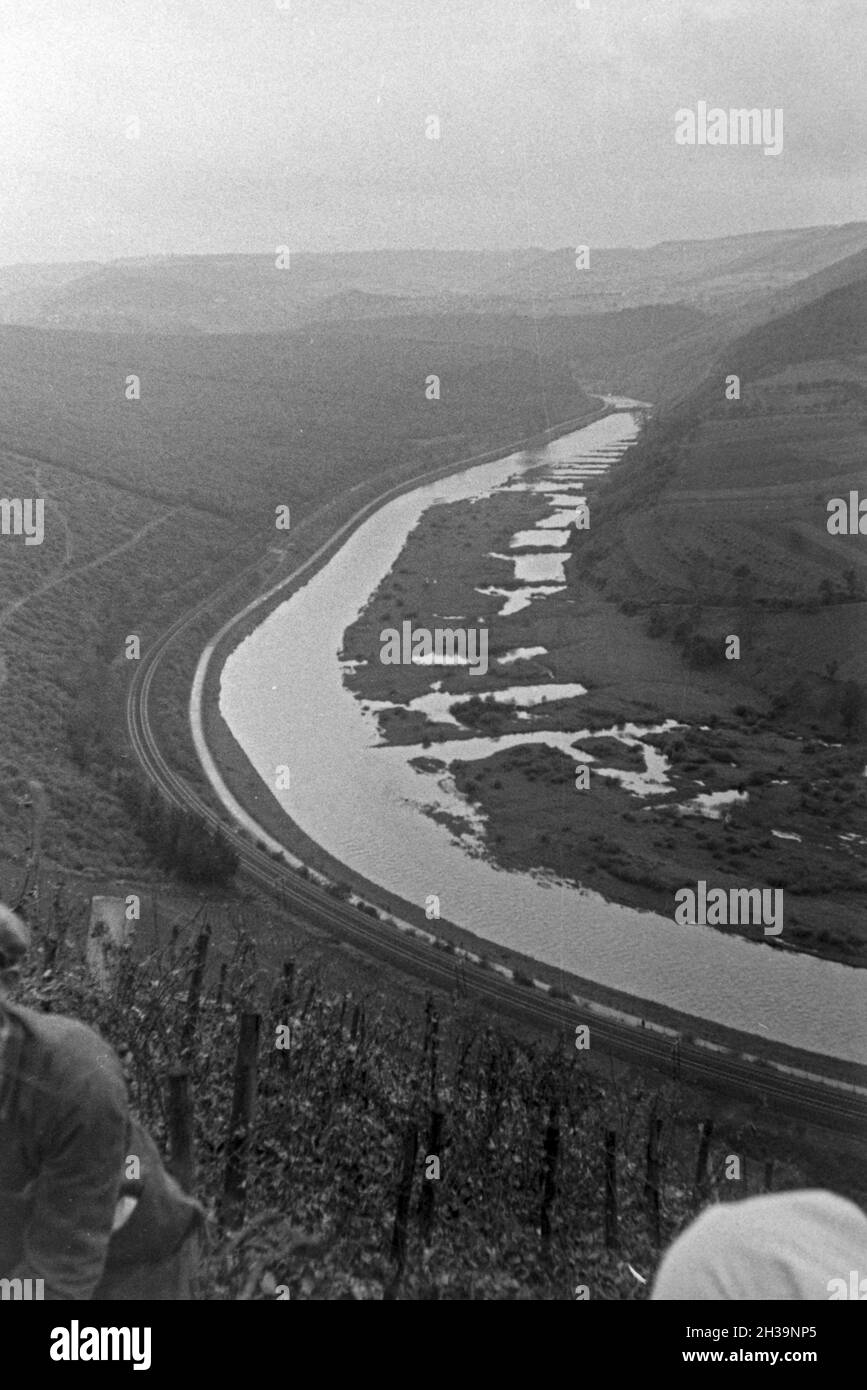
[{"x1": 0, "y1": 507, "x2": 178, "y2": 633}]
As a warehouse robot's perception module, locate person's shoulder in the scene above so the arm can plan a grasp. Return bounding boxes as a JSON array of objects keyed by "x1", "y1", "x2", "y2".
[{"x1": 6, "y1": 1001, "x2": 126, "y2": 1101}]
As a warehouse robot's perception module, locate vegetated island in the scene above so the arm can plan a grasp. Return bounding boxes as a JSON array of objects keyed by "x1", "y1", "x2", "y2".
[{"x1": 342, "y1": 454, "x2": 867, "y2": 969}]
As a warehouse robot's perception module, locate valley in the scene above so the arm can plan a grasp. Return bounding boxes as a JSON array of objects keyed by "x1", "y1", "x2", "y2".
[{"x1": 341, "y1": 417, "x2": 867, "y2": 971}]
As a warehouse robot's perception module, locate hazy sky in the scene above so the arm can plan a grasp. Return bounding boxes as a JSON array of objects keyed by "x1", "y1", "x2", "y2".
[{"x1": 1, "y1": 0, "x2": 863, "y2": 264}]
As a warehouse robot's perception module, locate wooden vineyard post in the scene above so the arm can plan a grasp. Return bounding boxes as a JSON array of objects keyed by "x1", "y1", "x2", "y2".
[
  {"x1": 695, "y1": 1118, "x2": 714, "y2": 1198},
  {"x1": 166, "y1": 1068, "x2": 195, "y2": 1193},
  {"x1": 181, "y1": 923, "x2": 211, "y2": 1060},
  {"x1": 281, "y1": 960, "x2": 295, "y2": 1013},
  {"x1": 604, "y1": 1129, "x2": 619, "y2": 1251},
  {"x1": 221, "y1": 1011, "x2": 261, "y2": 1229},
  {"x1": 428, "y1": 1005, "x2": 440, "y2": 1103},
  {"x1": 384, "y1": 1122, "x2": 418, "y2": 1299},
  {"x1": 418, "y1": 1105, "x2": 445, "y2": 1245},
  {"x1": 540, "y1": 1099, "x2": 561, "y2": 1258},
  {"x1": 644, "y1": 1104, "x2": 663, "y2": 1247},
  {"x1": 215, "y1": 960, "x2": 228, "y2": 1007}
]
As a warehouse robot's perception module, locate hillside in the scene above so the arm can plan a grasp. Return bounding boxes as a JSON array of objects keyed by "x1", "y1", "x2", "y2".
[
  {"x1": 607, "y1": 240, "x2": 867, "y2": 411},
  {"x1": 0, "y1": 322, "x2": 592, "y2": 520},
  {"x1": 579, "y1": 273, "x2": 867, "y2": 723},
  {"x1": 0, "y1": 316, "x2": 596, "y2": 881}
]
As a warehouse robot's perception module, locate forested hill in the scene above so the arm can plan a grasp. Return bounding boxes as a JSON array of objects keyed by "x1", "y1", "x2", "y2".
[
  {"x1": 578, "y1": 269, "x2": 867, "y2": 731},
  {"x1": 0, "y1": 322, "x2": 595, "y2": 521}
]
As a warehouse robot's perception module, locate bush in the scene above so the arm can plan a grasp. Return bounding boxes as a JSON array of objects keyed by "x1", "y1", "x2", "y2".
[{"x1": 117, "y1": 771, "x2": 238, "y2": 886}]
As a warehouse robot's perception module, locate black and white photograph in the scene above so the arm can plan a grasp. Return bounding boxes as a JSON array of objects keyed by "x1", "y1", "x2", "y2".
[{"x1": 0, "y1": 0, "x2": 864, "y2": 1351}]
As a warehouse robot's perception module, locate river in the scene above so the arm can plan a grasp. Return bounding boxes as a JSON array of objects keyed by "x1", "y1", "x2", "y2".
[{"x1": 216, "y1": 401, "x2": 866, "y2": 1062}]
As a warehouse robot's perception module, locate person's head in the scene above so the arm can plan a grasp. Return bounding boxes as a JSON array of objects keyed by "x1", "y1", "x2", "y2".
[
  {"x1": 651, "y1": 1189, "x2": 867, "y2": 1300},
  {"x1": 0, "y1": 903, "x2": 30, "y2": 998}
]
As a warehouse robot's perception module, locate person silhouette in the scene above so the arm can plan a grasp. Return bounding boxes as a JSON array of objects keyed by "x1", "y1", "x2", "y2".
[{"x1": 0, "y1": 903, "x2": 204, "y2": 1300}]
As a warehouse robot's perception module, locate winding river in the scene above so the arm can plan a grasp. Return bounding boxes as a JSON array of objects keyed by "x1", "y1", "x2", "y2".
[{"x1": 216, "y1": 402, "x2": 866, "y2": 1062}]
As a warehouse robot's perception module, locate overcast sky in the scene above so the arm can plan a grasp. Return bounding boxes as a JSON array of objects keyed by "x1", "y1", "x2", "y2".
[{"x1": 0, "y1": 0, "x2": 863, "y2": 264}]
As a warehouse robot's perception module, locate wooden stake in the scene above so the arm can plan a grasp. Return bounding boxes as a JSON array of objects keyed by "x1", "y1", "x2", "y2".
[
  {"x1": 385, "y1": 1122, "x2": 418, "y2": 1299},
  {"x1": 540, "y1": 1099, "x2": 561, "y2": 1256},
  {"x1": 221, "y1": 1011, "x2": 261, "y2": 1228},
  {"x1": 166, "y1": 1068, "x2": 195, "y2": 1192},
  {"x1": 604, "y1": 1129, "x2": 619, "y2": 1250},
  {"x1": 181, "y1": 923, "x2": 211, "y2": 1060},
  {"x1": 215, "y1": 960, "x2": 228, "y2": 1007},
  {"x1": 281, "y1": 960, "x2": 295, "y2": 1012},
  {"x1": 418, "y1": 1106, "x2": 444, "y2": 1245},
  {"x1": 644, "y1": 1103, "x2": 663, "y2": 1246},
  {"x1": 428, "y1": 1004, "x2": 440, "y2": 1103},
  {"x1": 695, "y1": 1118, "x2": 714, "y2": 1196}
]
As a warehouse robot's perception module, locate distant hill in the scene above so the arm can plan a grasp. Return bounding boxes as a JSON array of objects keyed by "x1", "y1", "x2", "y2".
[
  {"x1": 0, "y1": 260, "x2": 103, "y2": 325},
  {"x1": 606, "y1": 234, "x2": 867, "y2": 408},
  {"x1": 480, "y1": 223, "x2": 867, "y2": 314},
  {"x1": 336, "y1": 302, "x2": 710, "y2": 400},
  {"x1": 720, "y1": 264, "x2": 867, "y2": 375},
  {"x1": 667, "y1": 265, "x2": 867, "y2": 420},
  {"x1": 0, "y1": 250, "x2": 545, "y2": 336},
  {"x1": 3, "y1": 225, "x2": 866, "y2": 337}
]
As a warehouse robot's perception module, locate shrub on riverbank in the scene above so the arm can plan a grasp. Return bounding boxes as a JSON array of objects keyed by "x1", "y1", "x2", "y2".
[{"x1": 117, "y1": 770, "x2": 239, "y2": 887}]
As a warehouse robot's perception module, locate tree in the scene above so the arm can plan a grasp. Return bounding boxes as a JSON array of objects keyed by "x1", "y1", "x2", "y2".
[
  {"x1": 119, "y1": 771, "x2": 238, "y2": 885},
  {"x1": 840, "y1": 683, "x2": 866, "y2": 741}
]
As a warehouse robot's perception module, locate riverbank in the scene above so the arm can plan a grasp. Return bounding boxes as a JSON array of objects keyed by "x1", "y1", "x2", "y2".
[
  {"x1": 202, "y1": 675, "x2": 867, "y2": 1089},
  {"x1": 341, "y1": 481, "x2": 867, "y2": 970},
  {"x1": 194, "y1": 408, "x2": 866, "y2": 1083}
]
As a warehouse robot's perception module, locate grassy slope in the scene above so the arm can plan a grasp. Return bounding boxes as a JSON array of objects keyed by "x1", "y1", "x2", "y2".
[
  {"x1": 555, "y1": 277, "x2": 867, "y2": 957},
  {"x1": 0, "y1": 318, "x2": 594, "y2": 879},
  {"x1": 0, "y1": 323, "x2": 596, "y2": 513},
  {"x1": 581, "y1": 276, "x2": 867, "y2": 703}
]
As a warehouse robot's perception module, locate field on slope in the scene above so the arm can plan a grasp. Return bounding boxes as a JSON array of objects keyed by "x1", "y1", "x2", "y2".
[
  {"x1": 0, "y1": 323, "x2": 590, "y2": 517},
  {"x1": 0, "y1": 317, "x2": 594, "y2": 884},
  {"x1": 553, "y1": 274, "x2": 867, "y2": 962},
  {"x1": 583, "y1": 276, "x2": 867, "y2": 704},
  {"x1": 0, "y1": 448, "x2": 252, "y2": 881}
]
